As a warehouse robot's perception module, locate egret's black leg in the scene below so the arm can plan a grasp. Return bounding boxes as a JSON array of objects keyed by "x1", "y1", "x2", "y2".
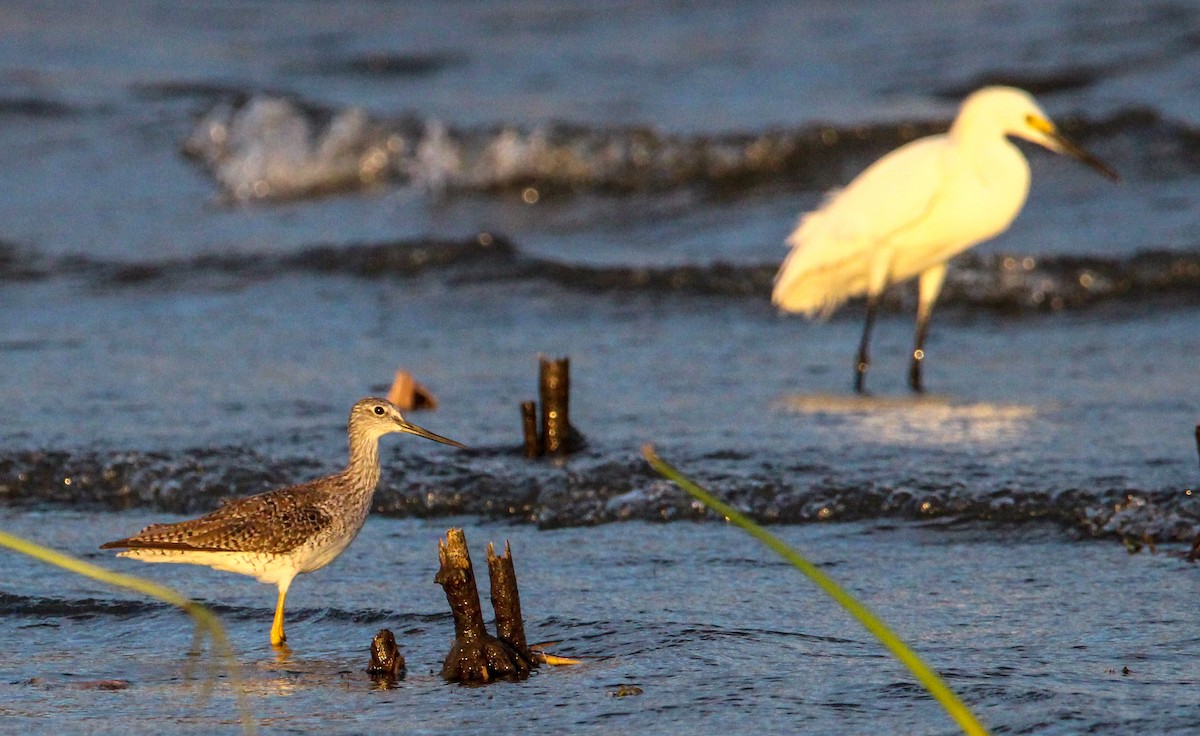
[
  {"x1": 854, "y1": 293, "x2": 881, "y2": 394},
  {"x1": 908, "y1": 313, "x2": 931, "y2": 393},
  {"x1": 910, "y1": 264, "x2": 947, "y2": 394}
]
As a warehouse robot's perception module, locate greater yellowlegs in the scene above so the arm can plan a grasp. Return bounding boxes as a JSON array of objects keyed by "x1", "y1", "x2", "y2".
[{"x1": 101, "y1": 397, "x2": 465, "y2": 647}]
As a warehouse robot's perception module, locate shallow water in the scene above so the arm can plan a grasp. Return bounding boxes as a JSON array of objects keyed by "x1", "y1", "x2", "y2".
[
  {"x1": 2, "y1": 1, "x2": 1200, "y2": 733},
  {"x1": 5, "y1": 513, "x2": 1200, "y2": 736}
]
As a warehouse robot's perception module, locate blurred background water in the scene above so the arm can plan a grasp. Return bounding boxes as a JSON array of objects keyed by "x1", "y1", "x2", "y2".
[{"x1": 1, "y1": 1, "x2": 1199, "y2": 733}]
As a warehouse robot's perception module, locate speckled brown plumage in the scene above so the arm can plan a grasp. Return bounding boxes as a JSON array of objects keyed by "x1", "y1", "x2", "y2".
[
  {"x1": 102, "y1": 482, "x2": 336, "y2": 555},
  {"x1": 100, "y1": 396, "x2": 465, "y2": 647}
]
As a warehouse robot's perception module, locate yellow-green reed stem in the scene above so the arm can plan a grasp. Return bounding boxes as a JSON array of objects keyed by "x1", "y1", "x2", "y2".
[
  {"x1": 642, "y1": 444, "x2": 988, "y2": 736},
  {"x1": 0, "y1": 529, "x2": 256, "y2": 736}
]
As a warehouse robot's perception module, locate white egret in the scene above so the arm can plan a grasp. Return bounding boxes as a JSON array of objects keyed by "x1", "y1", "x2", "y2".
[{"x1": 772, "y1": 86, "x2": 1118, "y2": 393}]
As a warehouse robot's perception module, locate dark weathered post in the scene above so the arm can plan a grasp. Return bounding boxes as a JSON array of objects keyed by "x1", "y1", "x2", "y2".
[
  {"x1": 521, "y1": 400, "x2": 541, "y2": 458},
  {"x1": 539, "y1": 356, "x2": 571, "y2": 455},
  {"x1": 366, "y1": 629, "x2": 404, "y2": 687},
  {"x1": 487, "y1": 541, "x2": 532, "y2": 660},
  {"x1": 435, "y1": 529, "x2": 532, "y2": 683}
]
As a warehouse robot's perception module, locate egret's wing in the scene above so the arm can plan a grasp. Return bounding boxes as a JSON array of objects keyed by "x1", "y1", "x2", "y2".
[
  {"x1": 100, "y1": 482, "x2": 333, "y2": 555},
  {"x1": 773, "y1": 136, "x2": 948, "y2": 317}
]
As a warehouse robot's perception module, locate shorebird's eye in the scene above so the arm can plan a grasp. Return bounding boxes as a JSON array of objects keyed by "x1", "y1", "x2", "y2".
[{"x1": 373, "y1": 406, "x2": 385, "y2": 416}]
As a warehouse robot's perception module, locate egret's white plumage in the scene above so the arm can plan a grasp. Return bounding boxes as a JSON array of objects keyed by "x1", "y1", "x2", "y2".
[{"x1": 772, "y1": 86, "x2": 1117, "y2": 393}]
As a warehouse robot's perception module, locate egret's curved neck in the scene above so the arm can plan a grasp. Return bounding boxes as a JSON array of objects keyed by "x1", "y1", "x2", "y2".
[
  {"x1": 949, "y1": 117, "x2": 1028, "y2": 190},
  {"x1": 949, "y1": 114, "x2": 1006, "y2": 151}
]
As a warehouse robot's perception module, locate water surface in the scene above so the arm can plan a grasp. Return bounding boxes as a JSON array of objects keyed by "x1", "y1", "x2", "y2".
[{"x1": 1, "y1": 1, "x2": 1199, "y2": 733}]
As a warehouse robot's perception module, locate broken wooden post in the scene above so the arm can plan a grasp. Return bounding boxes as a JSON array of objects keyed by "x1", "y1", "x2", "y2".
[
  {"x1": 366, "y1": 629, "x2": 405, "y2": 687},
  {"x1": 521, "y1": 400, "x2": 541, "y2": 458},
  {"x1": 387, "y1": 369, "x2": 438, "y2": 411},
  {"x1": 539, "y1": 356, "x2": 571, "y2": 455},
  {"x1": 436, "y1": 529, "x2": 532, "y2": 683},
  {"x1": 520, "y1": 356, "x2": 585, "y2": 458},
  {"x1": 487, "y1": 541, "x2": 532, "y2": 660}
]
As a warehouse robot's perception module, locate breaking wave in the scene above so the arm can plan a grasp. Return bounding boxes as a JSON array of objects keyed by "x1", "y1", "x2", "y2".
[
  {"x1": 179, "y1": 94, "x2": 1198, "y2": 202},
  {"x1": 0, "y1": 446, "x2": 1195, "y2": 543}
]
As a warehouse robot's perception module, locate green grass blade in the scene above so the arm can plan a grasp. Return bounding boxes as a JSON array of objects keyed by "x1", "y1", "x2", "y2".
[
  {"x1": 0, "y1": 529, "x2": 257, "y2": 736},
  {"x1": 642, "y1": 444, "x2": 988, "y2": 736}
]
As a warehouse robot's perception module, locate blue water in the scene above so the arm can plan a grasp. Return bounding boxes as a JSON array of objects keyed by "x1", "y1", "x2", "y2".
[
  {"x1": 5, "y1": 513, "x2": 1200, "y2": 736},
  {"x1": 1, "y1": 1, "x2": 1199, "y2": 733}
]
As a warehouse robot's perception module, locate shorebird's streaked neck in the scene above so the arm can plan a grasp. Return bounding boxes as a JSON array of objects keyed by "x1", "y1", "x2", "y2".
[{"x1": 345, "y1": 423, "x2": 385, "y2": 493}]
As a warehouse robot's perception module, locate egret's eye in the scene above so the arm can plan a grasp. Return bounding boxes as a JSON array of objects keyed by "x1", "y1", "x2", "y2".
[{"x1": 373, "y1": 406, "x2": 385, "y2": 416}]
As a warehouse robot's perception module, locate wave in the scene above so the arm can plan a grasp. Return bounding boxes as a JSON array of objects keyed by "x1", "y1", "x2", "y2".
[
  {"x1": 179, "y1": 93, "x2": 1197, "y2": 202},
  {"x1": 0, "y1": 447, "x2": 1195, "y2": 543},
  {"x1": 2, "y1": 237, "x2": 1198, "y2": 314},
  {"x1": 0, "y1": 592, "x2": 163, "y2": 619}
]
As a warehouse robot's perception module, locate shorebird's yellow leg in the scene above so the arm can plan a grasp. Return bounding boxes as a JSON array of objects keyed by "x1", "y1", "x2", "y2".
[{"x1": 270, "y1": 587, "x2": 288, "y2": 647}]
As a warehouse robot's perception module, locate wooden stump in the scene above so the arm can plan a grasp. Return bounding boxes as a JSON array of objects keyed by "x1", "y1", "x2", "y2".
[
  {"x1": 539, "y1": 357, "x2": 571, "y2": 455},
  {"x1": 521, "y1": 356, "x2": 585, "y2": 458},
  {"x1": 520, "y1": 400, "x2": 541, "y2": 458},
  {"x1": 367, "y1": 629, "x2": 405, "y2": 687},
  {"x1": 436, "y1": 529, "x2": 533, "y2": 683},
  {"x1": 487, "y1": 541, "x2": 533, "y2": 660},
  {"x1": 387, "y1": 370, "x2": 438, "y2": 411}
]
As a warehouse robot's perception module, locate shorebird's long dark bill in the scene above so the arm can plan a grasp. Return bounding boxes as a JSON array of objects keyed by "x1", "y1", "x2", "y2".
[
  {"x1": 401, "y1": 421, "x2": 467, "y2": 449},
  {"x1": 1050, "y1": 130, "x2": 1120, "y2": 182}
]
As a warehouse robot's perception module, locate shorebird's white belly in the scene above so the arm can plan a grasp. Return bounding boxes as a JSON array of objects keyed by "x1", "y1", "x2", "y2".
[{"x1": 118, "y1": 548, "x2": 297, "y2": 586}]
